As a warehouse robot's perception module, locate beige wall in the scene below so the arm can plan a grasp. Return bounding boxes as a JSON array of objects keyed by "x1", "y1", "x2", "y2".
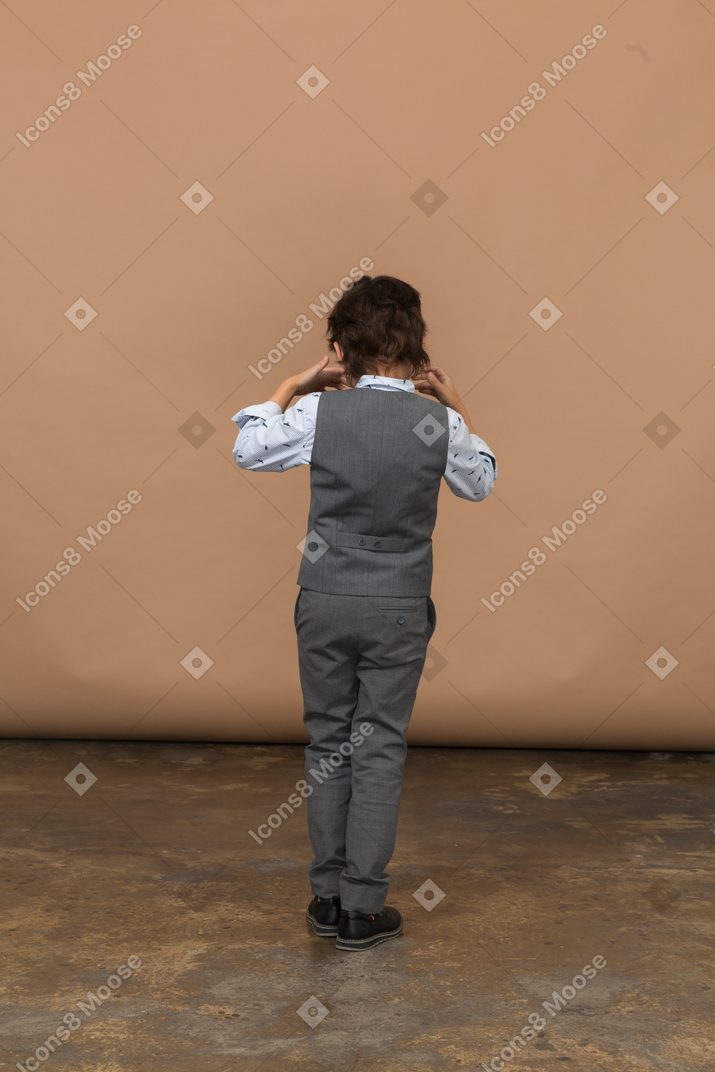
[{"x1": 1, "y1": 2, "x2": 714, "y2": 747}]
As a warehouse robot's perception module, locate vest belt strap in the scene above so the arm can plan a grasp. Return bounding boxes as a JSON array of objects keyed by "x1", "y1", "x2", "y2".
[{"x1": 335, "y1": 531, "x2": 406, "y2": 553}]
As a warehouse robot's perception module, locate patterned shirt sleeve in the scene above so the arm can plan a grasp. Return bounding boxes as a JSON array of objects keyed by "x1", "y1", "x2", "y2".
[
  {"x1": 443, "y1": 406, "x2": 497, "y2": 501},
  {"x1": 231, "y1": 394, "x2": 320, "y2": 471}
]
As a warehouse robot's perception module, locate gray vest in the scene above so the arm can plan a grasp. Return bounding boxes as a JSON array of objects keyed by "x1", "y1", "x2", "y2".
[{"x1": 296, "y1": 387, "x2": 449, "y2": 596}]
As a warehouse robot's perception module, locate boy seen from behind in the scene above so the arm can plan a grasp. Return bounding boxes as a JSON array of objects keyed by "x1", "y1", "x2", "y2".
[{"x1": 232, "y1": 275, "x2": 497, "y2": 951}]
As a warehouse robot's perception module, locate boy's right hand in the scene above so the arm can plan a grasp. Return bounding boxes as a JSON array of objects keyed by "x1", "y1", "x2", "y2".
[
  {"x1": 413, "y1": 365, "x2": 477, "y2": 435},
  {"x1": 412, "y1": 365, "x2": 460, "y2": 409}
]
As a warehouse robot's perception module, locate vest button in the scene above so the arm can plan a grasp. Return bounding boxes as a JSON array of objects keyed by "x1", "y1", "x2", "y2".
[
  {"x1": 397, "y1": 617, "x2": 405, "y2": 625},
  {"x1": 358, "y1": 538, "x2": 366, "y2": 546}
]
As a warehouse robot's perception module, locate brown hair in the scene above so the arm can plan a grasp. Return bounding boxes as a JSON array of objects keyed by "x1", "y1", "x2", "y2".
[{"x1": 326, "y1": 275, "x2": 430, "y2": 384}]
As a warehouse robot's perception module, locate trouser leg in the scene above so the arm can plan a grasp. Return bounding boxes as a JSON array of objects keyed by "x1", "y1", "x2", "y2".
[
  {"x1": 296, "y1": 588, "x2": 359, "y2": 898},
  {"x1": 339, "y1": 594, "x2": 435, "y2": 912}
]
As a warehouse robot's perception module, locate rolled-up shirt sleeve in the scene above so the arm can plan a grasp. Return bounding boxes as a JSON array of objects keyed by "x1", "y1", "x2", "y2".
[
  {"x1": 231, "y1": 395, "x2": 318, "y2": 471},
  {"x1": 443, "y1": 407, "x2": 497, "y2": 502}
]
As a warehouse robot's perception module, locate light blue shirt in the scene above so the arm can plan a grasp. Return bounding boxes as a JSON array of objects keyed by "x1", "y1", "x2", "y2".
[{"x1": 231, "y1": 375, "x2": 497, "y2": 502}]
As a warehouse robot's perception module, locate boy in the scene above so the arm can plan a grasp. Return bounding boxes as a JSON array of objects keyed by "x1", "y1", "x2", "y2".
[{"x1": 232, "y1": 275, "x2": 497, "y2": 951}]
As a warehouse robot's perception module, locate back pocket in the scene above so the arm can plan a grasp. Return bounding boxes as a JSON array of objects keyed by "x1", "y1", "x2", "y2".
[{"x1": 377, "y1": 607, "x2": 422, "y2": 613}]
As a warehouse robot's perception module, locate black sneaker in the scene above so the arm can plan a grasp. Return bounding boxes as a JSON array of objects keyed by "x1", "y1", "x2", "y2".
[
  {"x1": 335, "y1": 907, "x2": 403, "y2": 951},
  {"x1": 305, "y1": 895, "x2": 341, "y2": 936}
]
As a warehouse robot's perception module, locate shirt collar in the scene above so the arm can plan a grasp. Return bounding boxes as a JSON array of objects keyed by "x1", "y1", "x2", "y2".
[{"x1": 355, "y1": 374, "x2": 415, "y2": 393}]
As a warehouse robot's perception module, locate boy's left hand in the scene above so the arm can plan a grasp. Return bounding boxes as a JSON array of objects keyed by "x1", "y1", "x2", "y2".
[{"x1": 292, "y1": 354, "x2": 349, "y2": 395}]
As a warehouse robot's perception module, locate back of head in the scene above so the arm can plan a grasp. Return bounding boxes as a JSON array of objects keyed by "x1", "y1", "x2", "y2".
[{"x1": 326, "y1": 275, "x2": 430, "y2": 384}]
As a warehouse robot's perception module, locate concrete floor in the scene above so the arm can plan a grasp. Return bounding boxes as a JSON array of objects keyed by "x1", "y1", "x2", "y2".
[{"x1": 1, "y1": 741, "x2": 714, "y2": 1071}]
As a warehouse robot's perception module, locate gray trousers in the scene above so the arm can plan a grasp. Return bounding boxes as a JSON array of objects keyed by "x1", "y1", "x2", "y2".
[{"x1": 294, "y1": 587, "x2": 436, "y2": 913}]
